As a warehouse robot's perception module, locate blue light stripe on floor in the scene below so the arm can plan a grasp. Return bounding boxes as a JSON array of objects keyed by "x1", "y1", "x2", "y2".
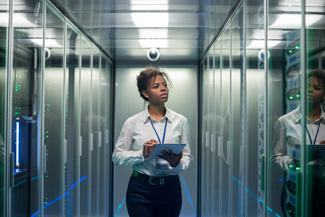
[
  {"x1": 43, "y1": 195, "x2": 63, "y2": 208},
  {"x1": 70, "y1": 181, "x2": 78, "y2": 189},
  {"x1": 31, "y1": 210, "x2": 40, "y2": 217},
  {"x1": 30, "y1": 176, "x2": 87, "y2": 216},
  {"x1": 113, "y1": 197, "x2": 126, "y2": 217},
  {"x1": 181, "y1": 176, "x2": 197, "y2": 217},
  {"x1": 233, "y1": 176, "x2": 281, "y2": 217},
  {"x1": 80, "y1": 176, "x2": 87, "y2": 182}
]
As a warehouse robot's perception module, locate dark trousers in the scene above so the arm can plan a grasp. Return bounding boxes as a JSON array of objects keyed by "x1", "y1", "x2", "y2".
[{"x1": 126, "y1": 173, "x2": 182, "y2": 217}]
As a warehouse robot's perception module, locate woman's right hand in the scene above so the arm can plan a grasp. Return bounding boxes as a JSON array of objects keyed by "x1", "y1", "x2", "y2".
[{"x1": 143, "y1": 139, "x2": 159, "y2": 158}]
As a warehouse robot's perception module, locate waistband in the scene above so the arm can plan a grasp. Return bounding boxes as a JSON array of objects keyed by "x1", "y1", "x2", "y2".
[{"x1": 132, "y1": 170, "x2": 179, "y2": 185}]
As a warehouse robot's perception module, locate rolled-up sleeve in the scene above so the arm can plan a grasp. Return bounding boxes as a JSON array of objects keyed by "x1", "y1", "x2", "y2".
[
  {"x1": 112, "y1": 120, "x2": 144, "y2": 166},
  {"x1": 172, "y1": 118, "x2": 194, "y2": 172}
]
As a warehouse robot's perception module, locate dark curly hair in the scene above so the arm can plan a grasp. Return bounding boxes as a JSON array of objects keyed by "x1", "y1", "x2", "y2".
[
  {"x1": 308, "y1": 69, "x2": 325, "y2": 91},
  {"x1": 136, "y1": 67, "x2": 173, "y2": 101}
]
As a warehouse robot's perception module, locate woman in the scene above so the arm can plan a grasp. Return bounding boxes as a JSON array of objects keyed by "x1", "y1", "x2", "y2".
[
  {"x1": 112, "y1": 67, "x2": 193, "y2": 217},
  {"x1": 272, "y1": 69, "x2": 325, "y2": 217}
]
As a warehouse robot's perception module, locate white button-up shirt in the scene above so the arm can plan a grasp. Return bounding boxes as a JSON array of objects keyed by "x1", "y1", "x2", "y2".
[
  {"x1": 272, "y1": 105, "x2": 325, "y2": 170},
  {"x1": 112, "y1": 107, "x2": 193, "y2": 176}
]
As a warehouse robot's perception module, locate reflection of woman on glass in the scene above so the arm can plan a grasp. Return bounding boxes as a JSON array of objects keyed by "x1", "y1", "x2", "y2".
[
  {"x1": 112, "y1": 67, "x2": 193, "y2": 217},
  {"x1": 272, "y1": 69, "x2": 325, "y2": 217},
  {"x1": 272, "y1": 69, "x2": 325, "y2": 170}
]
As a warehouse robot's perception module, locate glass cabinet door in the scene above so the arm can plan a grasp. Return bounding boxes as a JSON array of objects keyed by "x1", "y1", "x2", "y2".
[
  {"x1": 200, "y1": 56, "x2": 208, "y2": 217},
  {"x1": 65, "y1": 24, "x2": 81, "y2": 216},
  {"x1": 43, "y1": 5, "x2": 65, "y2": 216},
  {"x1": 0, "y1": 1, "x2": 8, "y2": 216},
  {"x1": 220, "y1": 24, "x2": 231, "y2": 217},
  {"x1": 267, "y1": 1, "x2": 303, "y2": 217},
  {"x1": 213, "y1": 40, "x2": 221, "y2": 217},
  {"x1": 230, "y1": 6, "x2": 243, "y2": 216},
  {"x1": 91, "y1": 48, "x2": 101, "y2": 217},
  {"x1": 80, "y1": 36, "x2": 92, "y2": 217},
  {"x1": 99, "y1": 56, "x2": 111, "y2": 217},
  {"x1": 244, "y1": 1, "x2": 266, "y2": 216},
  {"x1": 11, "y1": 1, "x2": 43, "y2": 216},
  {"x1": 304, "y1": 1, "x2": 325, "y2": 216}
]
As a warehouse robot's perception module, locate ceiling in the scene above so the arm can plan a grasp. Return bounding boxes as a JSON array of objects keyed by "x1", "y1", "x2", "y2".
[{"x1": 50, "y1": 0, "x2": 241, "y2": 63}]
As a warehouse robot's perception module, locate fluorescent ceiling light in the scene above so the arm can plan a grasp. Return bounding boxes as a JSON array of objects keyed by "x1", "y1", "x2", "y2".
[
  {"x1": 131, "y1": 5, "x2": 168, "y2": 11},
  {"x1": 252, "y1": 29, "x2": 289, "y2": 40},
  {"x1": 130, "y1": 0, "x2": 168, "y2": 11},
  {"x1": 131, "y1": 12, "x2": 168, "y2": 28},
  {"x1": 139, "y1": 29, "x2": 168, "y2": 38},
  {"x1": 269, "y1": 14, "x2": 323, "y2": 29},
  {"x1": 139, "y1": 39, "x2": 167, "y2": 48},
  {"x1": 130, "y1": 1, "x2": 169, "y2": 49},
  {"x1": 247, "y1": 40, "x2": 281, "y2": 49},
  {"x1": 0, "y1": 13, "x2": 36, "y2": 27},
  {"x1": 30, "y1": 39, "x2": 62, "y2": 48},
  {"x1": 132, "y1": 12, "x2": 169, "y2": 48},
  {"x1": 130, "y1": 0, "x2": 168, "y2": 4}
]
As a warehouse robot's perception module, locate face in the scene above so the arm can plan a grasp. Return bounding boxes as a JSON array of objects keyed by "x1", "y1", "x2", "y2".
[
  {"x1": 307, "y1": 76, "x2": 325, "y2": 106},
  {"x1": 142, "y1": 75, "x2": 169, "y2": 105}
]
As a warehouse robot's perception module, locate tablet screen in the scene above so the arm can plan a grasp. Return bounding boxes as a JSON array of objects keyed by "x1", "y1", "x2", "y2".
[{"x1": 148, "y1": 143, "x2": 186, "y2": 159}]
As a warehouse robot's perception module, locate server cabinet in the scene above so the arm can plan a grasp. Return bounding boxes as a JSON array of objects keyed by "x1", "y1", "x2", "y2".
[{"x1": 10, "y1": 1, "x2": 43, "y2": 216}]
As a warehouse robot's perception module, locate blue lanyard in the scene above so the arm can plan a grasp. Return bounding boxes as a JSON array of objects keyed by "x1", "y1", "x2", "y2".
[
  {"x1": 148, "y1": 117, "x2": 168, "y2": 144},
  {"x1": 306, "y1": 120, "x2": 321, "y2": 145}
]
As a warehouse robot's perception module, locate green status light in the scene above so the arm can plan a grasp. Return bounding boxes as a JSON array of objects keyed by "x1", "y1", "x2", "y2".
[
  {"x1": 289, "y1": 50, "x2": 293, "y2": 53},
  {"x1": 290, "y1": 96, "x2": 294, "y2": 99},
  {"x1": 296, "y1": 94, "x2": 301, "y2": 98},
  {"x1": 296, "y1": 46, "x2": 300, "y2": 50},
  {"x1": 296, "y1": 167, "x2": 301, "y2": 171}
]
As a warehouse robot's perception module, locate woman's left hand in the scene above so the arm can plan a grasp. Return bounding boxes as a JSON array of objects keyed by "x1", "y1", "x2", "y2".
[{"x1": 158, "y1": 149, "x2": 182, "y2": 167}]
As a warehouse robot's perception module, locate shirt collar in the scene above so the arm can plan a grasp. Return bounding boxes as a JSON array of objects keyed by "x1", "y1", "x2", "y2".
[
  {"x1": 293, "y1": 104, "x2": 325, "y2": 124},
  {"x1": 142, "y1": 106, "x2": 173, "y2": 124}
]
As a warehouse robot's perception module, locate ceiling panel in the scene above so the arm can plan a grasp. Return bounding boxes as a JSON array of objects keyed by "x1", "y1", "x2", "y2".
[{"x1": 50, "y1": 0, "x2": 241, "y2": 62}]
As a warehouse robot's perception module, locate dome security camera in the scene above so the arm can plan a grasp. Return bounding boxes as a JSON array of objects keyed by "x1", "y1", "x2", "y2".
[{"x1": 147, "y1": 48, "x2": 160, "y2": 61}]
